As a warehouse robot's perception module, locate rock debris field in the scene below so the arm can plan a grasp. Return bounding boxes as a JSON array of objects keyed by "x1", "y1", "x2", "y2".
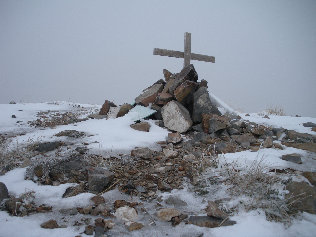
[{"x1": 1, "y1": 65, "x2": 316, "y2": 237}]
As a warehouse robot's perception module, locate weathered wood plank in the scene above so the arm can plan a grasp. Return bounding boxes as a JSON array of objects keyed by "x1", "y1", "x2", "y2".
[
  {"x1": 153, "y1": 48, "x2": 184, "y2": 58},
  {"x1": 184, "y1": 32, "x2": 191, "y2": 67},
  {"x1": 191, "y1": 53, "x2": 215, "y2": 63}
]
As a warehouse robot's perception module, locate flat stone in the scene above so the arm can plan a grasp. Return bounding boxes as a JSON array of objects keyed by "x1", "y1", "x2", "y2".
[
  {"x1": 130, "y1": 122, "x2": 151, "y2": 132},
  {"x1": 88, "y1": 167, "x2": 114, "y2": 194},
  {"x1": 263, "y1": 136, "x2": 273, "y2": 148},
  {"x1": 55, "y1": 130, "x2": 85, "y2": 138},
  {"x1": 117, "y1": 103, "x2": 133, "y2": 118},
  {"x1": 40, "y1": 219, "x2": 59, "y2": 229},
  {"x1": 0, "y1": 182, "x2": 9, "y2": 203},
  {"x1": 156, "y1": 208, "x2": 180, "y2": 221},
  {"x1": 128, "y1": 222, "x2": 144, "y2": 231},
  {"x1": 165, "y1": 196, "x2": 187, "y2": 207},
  {"x1": 202, "y1": 114, "x2": 229, "y2": 134},
  {"x1": 188, "y1": 216, "x2": 236, "y2": 228},
  {"x1": 303, "y1": 122, "x2": 316, "y2": 128},
  {"x1": 174, "y1": 80, "x2": 197, "y2": 104},
  {"x1": 135, "y1": 83, "x2": 164, "y2": 106},
  {"x1": 192, "y1": 87, "x2": 221, "y2": 123},
  {"x1": 62, "y1": 183, "x2": 85, "y2": 198},
  {"x1": 155, "y1": 92, "x2": 173, "y2": 105},
  {"x1": 232, "y1": 133, "x2": 257, "y2": 148},
  {"x1": 161, "y1": 101, "x2": 193, "y2": 133},
  {"x1": 34, "y1": 141, "x2": 62, "y2": 152},
  {"x1": 281, "y1": 153, "x2": 302, "y2": 164},
  {"x1": 91, "y1": 195, "x2": 105, "y2": 205}
]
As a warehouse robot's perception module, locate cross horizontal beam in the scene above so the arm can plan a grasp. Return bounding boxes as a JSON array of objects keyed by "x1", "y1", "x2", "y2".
[{"x1": 153, "y1": 48, "x2": 215, "y2": 63}]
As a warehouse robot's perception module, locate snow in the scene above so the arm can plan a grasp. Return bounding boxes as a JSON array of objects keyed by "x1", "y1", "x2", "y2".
[
  {"x1": 0, "y1": 102, "x2": 316, "y2": 236},
  {"x1": 240, "y1": 113, "x2": 316, "y2": 135}
]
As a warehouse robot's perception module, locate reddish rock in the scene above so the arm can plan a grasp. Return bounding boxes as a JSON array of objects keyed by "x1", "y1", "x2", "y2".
[
  {"x1": 114, "y1": 200, "x2": 138, "y2": 209},
  {"x1": 174, "y1": 80, "x2": 197, "y2": 103},
  {"x1": 99, "y1": 100, "x2": 116, "y2": 115},
  {"x1": 167, "y1": 132, "x2": 182, "y2": 144},
  {"x1": 90, "y1": 195, "x2": 105, "y2": 205},
  {"x1": 130, "y1": 122, "x2": 151, "y2": 132},
  {"x1": 40, "y1": 219, "x2": 59, "y2": 229},
  {"x1": 135, "y1": 83, "x2": 164, "y2": 106}
]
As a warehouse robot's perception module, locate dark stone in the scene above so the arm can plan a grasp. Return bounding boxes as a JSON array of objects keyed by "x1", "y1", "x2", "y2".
[
  {"x1": 202, "y1": 114, "x2": 230, "y2": 134},
  {"x1": 75, "y1": 146, "x2": 88, "y2": 154},
  {"x1": 231, "y1": 133, "x2": 257, "y2": 148},
  {"x1": 303, "y1": 122, "x2": 316, "y2": 128},
  {"x1": 281, "y1": 153, "x2": 302, "y2": 164},
  {"x1": 163, "y1": 69, "x2": 173, "y2": 81},
  {"x1": 165, "y1": 196, "x2": 187, "y2": 207},
  {"x1": 192, "y1": 87, "x2": 221, "y2": 123},
  {"x1": 151, "y1": 104, "x2": 163, "y2": 120},
  {"x1": 177, "y1": 64, "x2": 198, "y2": 82},
  {"x1": 62, "y1": 183, "x2": 85, "y2": 198},
  {"x1": 88, "y1": 167, "x2": 114, "y2": 194},
  {"x1": 84, "y1": 225, "x2": 95, "y2": 235},
  {"x1": 188, "y1": 216, "x2": 236, "y2": 228},
  {"x1": 34, "y1": 141, "x2": 62, "y2": 152},
  {"x1": 286, "y1": 130, "x2": 316, "y2": 143},
  {"x1": 199, "y1": 79, "x2": 208, "y2": 88},
  {"x1": 11, "y1": 115, "x2": 16, "y2": 118},
  {"x1": 0, "y1": 182, "x2": 9, "y2": 203},
  {"x1": 33, "y1": 165, "x2": 44, "y2": 177},
  {"x1": 94, "y1": 226, "x2": 106, "y2": 237},
  {"x1": 155, "y1": 92, "x2": 174, "y2": 106}
]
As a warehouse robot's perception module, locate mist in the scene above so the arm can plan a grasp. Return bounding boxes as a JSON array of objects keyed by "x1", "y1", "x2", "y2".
[{"x1": 1, "y1": 0, "x2": 315, "y2": 117}]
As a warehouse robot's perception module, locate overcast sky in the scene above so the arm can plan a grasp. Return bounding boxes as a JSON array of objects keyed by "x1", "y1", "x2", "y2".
[{"x1": 1, "y1": 0, "x2": 315, "y2": 117}]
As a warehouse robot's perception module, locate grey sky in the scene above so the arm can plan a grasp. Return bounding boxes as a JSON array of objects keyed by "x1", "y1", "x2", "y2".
[{"x1": 1, "y1": 0, "x2": 315, "y2": 117}]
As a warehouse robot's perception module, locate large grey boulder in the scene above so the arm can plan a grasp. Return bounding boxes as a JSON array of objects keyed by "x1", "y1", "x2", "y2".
[
  {"x1": 135, "y1": 83, "x2": 164, "y2": 106},
  {"x1": 161, "y1": 101, "x2": 193, "y2": 133},
  {"x1": 192, "y1": 87, "x2": 221, "y2": 123}
]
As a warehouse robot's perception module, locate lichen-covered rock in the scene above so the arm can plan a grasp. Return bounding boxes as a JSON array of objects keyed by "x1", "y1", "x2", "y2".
[{"x1": 161, "y1": 101, "x2": 192, "y2": 133}]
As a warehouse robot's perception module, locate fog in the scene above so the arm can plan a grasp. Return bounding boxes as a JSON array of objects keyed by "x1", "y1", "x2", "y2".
[{"x1": 1, "y1": 0, "x2": 316, "y2": 117}]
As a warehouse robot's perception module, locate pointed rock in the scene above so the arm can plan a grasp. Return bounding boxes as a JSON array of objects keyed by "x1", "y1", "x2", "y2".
[{"x1": 135, "y1": 83, "x2": 164, "y2": 106}]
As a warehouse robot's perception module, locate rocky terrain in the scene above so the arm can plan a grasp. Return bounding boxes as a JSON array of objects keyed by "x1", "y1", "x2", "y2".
[{"x1": 0, "y1": 65, "x2": 316, "y2": 236}]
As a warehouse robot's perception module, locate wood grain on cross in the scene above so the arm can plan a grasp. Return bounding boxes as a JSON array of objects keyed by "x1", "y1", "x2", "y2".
[{"x1": 153, "y1": 32, "x2": 215, "y2": 67}]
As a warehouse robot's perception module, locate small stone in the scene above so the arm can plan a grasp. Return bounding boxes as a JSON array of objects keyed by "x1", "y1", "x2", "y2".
[
  {"x1": 303, "y1": 122, "x2": 316, "y2": 128},
  {"x1": 167, "y1": 132, "x2": 182, "y2": 144},
  {"x1": 34, "y1": 141, "x2": 62, "y2": 152},
  {"x1": 130, "y1": 122, "x2": 151, "y2": 132},
  {"x1": 62, "y1": 184, "x2": 85, "y2": 198},
  {"x1": 84, "y1": 225, "x2": 95, "y2": 235},
  {"x1": 188, "y1": 216, "x2": 236, "y2": 228},
  {"x1": 104, "y1": 220, "x2": 115, "y2": 229},
  {"x1": 33, "y1": 165, "x2": 44, "y2": 177},
  {"x1": 281, "y1": 153, "x2": 302, "y2": 164},
  {"x1": 273, "y1": 143, "x2": 284, "y2": 150},
  {"x1": 128, "y1": 222, "x2": 144, "y2": 231},
  {"x1": 163, "y1": 148, "x2": 178, "y2": 158},
  {"x1": 88, "y1": 167, "x2": 114, "y2": 194},
  {"x1": 156, "y1": 208, "x2": 180, "y2": 221},
  {"x1": 155, "y1": 92, "x2": 174, "y2": 105},
  {"x1": 40, "y1": 219, "x2": 59, "y2": 229},
  {"x1": 205, "y1": 201, "x2": 227, "y2": 219},
  {"x1": 91, "y1": 195, "x2": 105, "y2": 205},
  {"x1": 263, "y1": 115, "x2": 270, "y2": 119},
  {"x1": 114, "y1": 200, "x2": 138, "y2": 209},
  {"x1": 165, "y1": 196, "x2": 187, "y2": 207},
  {"x1": 114, "y1": 206, "x2": 138, "y2": 223},
  {"x1": 11, "y1": 115, "x2": 16, "y2": 118}
]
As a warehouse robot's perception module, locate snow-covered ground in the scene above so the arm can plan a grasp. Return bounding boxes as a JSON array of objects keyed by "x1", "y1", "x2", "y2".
[{"x1": 0, "y1": 102, "x2": 316, "y2": 237}]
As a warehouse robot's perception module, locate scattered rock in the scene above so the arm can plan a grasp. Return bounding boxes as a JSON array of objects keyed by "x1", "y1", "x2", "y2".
[
  {"x1": 88, "y1": 167, "x2": 114, "y2": 194},
  {"x1": 114, "y1": 206, "x2": 138, "y2": 223},
  {"x1": 128, "y1": 222, "x2": 144, "y2": 231},
  {"x1": 135, "y1": 83, "x2": 164, "y2": 106},
  {"x1": 232, "y1": 133, "x2": 256, "y2": 148},
  {"x1": 40, "y1": 219, "x2": 59, "y2": 229},
  {"x1": 130, "y1": 122, "x2": 151, "y2": 132},
  {"x1": 156, "y1": 208, "x2": 180, "y2": 221},
  {"x1": 202, "y1": 114, "x2": 229, "y2": 134},
  {"x1": 205, "y1": 201, "x2": 227, "y2": 219},
  {"x1": 114, "y1": 200, "x2": 138, "y2": 209},
  {"x1": 163, "y1": 148, "x2": 178, "y2": 158},
  {"x1": 11, "y1": 115, "x2": 16, "y2": 118},
  {"x1": 281, "y1": 153, "x2": 302, "y2": 164},
  {"x1": 90, "y1": 195, "x2": 105, "y2": 205},
  {"x1": 161, "y1": 101, "x2": 193, "y2": 133},
  {"x1": 0, "y1": 182, "x2": 9, "y2": 203},
  {"x1": 171, "y1": 214, "x2": 188, "y2": 226},
  {"x1": 84, "y1": 225, "x2": 95, "y2": 235},
  {"x1": 99, "y1": 100, "x2": 116, "y2": 115},
  {"x1": 155, "y1": 92, "x2": 174, "y2": 105},
  {"x1": 131, "y1": 147, "x2": 153, "y2": 159},
  {"x1": 188, "y1": 216, "x2": 236, "y2": 228},
  {"x1": 117, "y1": 103, "x2": 133, "y2": 118},
  {"x1": 167, "y1": 132, "x2": 182, "y2": 144}
]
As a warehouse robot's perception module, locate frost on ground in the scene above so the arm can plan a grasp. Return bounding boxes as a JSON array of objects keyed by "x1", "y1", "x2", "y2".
[{"x1": 0, "y1": 101, "x2": 316, "y2": 237}]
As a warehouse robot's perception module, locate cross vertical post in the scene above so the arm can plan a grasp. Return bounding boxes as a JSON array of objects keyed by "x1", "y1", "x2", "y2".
[{"x1": 184, "y1": 32, "x2": 191, "y2": 67}]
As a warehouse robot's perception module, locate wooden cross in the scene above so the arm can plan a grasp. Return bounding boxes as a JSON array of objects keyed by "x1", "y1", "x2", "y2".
[{"x1": 153, "y1": 32, "x2": 215, "y2": 67}]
